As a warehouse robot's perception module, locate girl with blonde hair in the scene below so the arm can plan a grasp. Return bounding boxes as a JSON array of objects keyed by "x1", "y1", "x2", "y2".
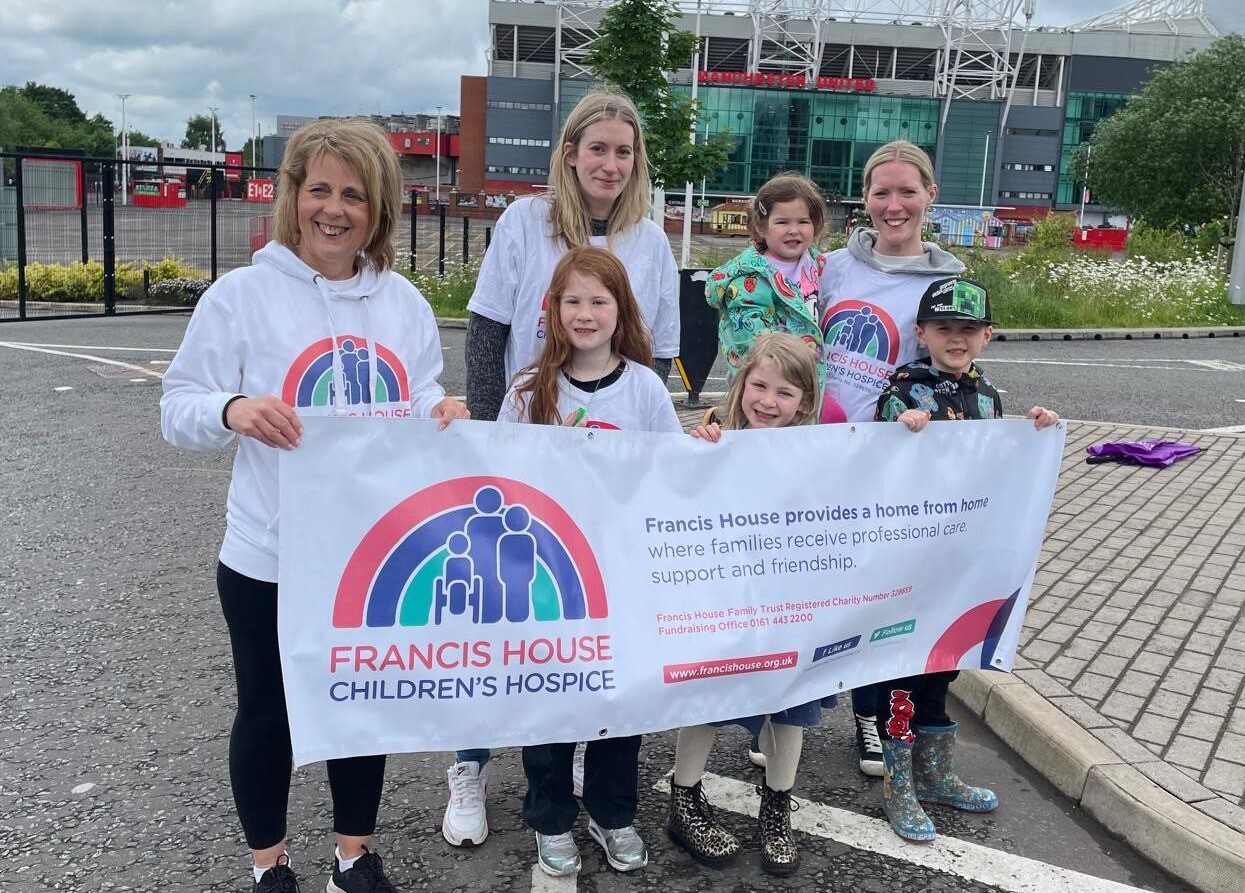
[{"x1": 669, "y1": 332, "x2": 824, "y2": 877}]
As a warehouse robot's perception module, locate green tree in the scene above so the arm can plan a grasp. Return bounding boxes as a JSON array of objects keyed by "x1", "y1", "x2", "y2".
[
  {"x1": 0, "y1": 84, "x2": 117, "y2": 156},
  {"x1": 182, "y1": 113, "x2": 225, "y2": 152},
  {"x1": 240, "y1": 135, "x2": 268, "y2": 169},
  {"x1": 1085, "y1": 34, "x2": 1245, "y2": 229},
  {"x1": 582, "y1": 0, "x2": 729, "y2": 190},
  {"x1": 18, "y1": 82, "x2": 87, "y2": 124},
  {"x1": 121, "y1": 129, "x2": 161, "y2": 148}
]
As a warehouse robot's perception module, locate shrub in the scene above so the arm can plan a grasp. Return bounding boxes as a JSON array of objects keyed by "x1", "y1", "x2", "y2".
[
  {"x1": 147, "y1": 277, "x2": 211, "y2": 306},
  {"x1": 399, "y1": 259, "x2": 481, "y2": 318},
  {"x1": 1126, "y1": 221, "x2": 1193, "y2": 263},
  {"x1": 0, "y1": 257, "x2": 208, "y2": 304}
]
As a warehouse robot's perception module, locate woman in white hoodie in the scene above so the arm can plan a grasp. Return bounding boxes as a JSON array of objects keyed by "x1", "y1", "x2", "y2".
[
  {"x1": 161, "y1": 118, "x2": 467, "y2": 893},
  {"x1": 815, "y1": 140, "x2": 966, "y2": 780}
]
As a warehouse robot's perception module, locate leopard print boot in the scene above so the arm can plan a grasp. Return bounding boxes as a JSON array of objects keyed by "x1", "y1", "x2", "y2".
[
  {"x1": 667, "y1": 780, "x2": 740, "y2": 868},
  {"x1": 757, "y1": 784, "x2": 800, "y2": 876}
]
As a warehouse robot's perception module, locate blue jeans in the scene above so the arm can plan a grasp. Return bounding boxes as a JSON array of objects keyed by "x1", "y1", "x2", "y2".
[{"x1": 456, "y1": 748, "x2": 490, "y2": 766}]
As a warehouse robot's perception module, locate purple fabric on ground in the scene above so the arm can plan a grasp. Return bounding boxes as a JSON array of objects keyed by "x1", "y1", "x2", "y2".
[{"x1": 1085, "y1": 440, "x2": 1201, "y2": 468}]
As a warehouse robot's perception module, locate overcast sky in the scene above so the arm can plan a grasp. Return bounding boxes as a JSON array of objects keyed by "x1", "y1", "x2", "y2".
[{"x1": 0, "y1": 0, "x2": 1239, "y2": 149}]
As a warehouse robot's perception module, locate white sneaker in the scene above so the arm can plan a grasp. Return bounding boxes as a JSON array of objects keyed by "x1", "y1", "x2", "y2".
[
  {"x1": 572, "y1": 742, "x2": 586, "y2": 799},
  {"x1": 442, "y1": 760, "x2": 489, "y2": 846},
  {"x1": 747, "y1": 732, "x2": 767, "y2": 768}
]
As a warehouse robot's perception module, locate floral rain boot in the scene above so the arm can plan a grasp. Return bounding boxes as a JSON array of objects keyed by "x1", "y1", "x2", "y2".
[
  {"x1": 912, "y1": 722, "x2": 999, "y2": 812},
  {"x1": 880, "y1": 738, "x2": 936, "y2": 841}
]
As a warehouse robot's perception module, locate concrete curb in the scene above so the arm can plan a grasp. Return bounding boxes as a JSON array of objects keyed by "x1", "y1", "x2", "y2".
[
  {"x1": 991, "y1": 326, "x2": 1245, "y2": 341},
  {"x1": 950, "y1": 670, "x2": 1245, "y2": 893}
]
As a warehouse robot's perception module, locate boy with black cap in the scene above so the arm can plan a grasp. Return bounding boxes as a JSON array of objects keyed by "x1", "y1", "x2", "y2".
[{"x1": 868, "y1": 276, "x2": 1058, "y2": 842}]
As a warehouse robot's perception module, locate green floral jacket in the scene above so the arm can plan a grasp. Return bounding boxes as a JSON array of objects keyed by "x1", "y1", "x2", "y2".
[{"x1": 705, "y1": 245, "x2": 827, "y2": 380}]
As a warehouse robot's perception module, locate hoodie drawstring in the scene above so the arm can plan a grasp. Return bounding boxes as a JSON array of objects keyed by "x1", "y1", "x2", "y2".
[
  {"x1": 313, "y1": 274, "x2": 351, "y2": 417},
  {"x1": 361, "y1": 294, "x2": 378, "y2": 417},
  {"x1": 314, "y1": 272, "x2": 379, "y2": 418}
]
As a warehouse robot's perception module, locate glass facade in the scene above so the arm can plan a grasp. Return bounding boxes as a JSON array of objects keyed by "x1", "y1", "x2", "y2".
[
  {"x1": 694, "y1": 87, "x2": 939, "y2": 197},
  {"x1": 937, "y1": 101, "x2": 999, "y2": 206},
  {"x1": 1057, "y1": 91, "x2": 1130, "y2": 205},
  {"x1": 556, "y1": 80, "x2": 937, "y2": 198}
]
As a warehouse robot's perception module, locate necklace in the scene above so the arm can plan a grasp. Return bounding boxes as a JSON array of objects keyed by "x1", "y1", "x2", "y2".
[{"x1": 564, "y1": 352, "x2": 619, "y2": 417}]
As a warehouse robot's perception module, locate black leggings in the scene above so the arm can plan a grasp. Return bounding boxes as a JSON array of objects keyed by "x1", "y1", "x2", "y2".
[
  {"x1": 872, "y1": 671, "x2": 958, "y2": 744},
  {"x1": 217, "y1": 562, "x2": 386, "y2": 849}
]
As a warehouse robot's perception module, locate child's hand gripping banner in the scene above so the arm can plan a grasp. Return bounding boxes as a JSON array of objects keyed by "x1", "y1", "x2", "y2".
[{"x1": 279, "y1": 417, "x2": 1065, "y2": 766}]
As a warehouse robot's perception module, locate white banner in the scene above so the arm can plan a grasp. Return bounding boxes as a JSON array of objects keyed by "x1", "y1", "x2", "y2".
[{"x1": 279, "y1": 417, "x2": 1065, "y2": 766}]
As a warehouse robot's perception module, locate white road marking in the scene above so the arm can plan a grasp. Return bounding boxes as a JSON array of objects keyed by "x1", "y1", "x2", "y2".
[
  {"x1": 128, "y1": 378, "x2": 149, "y2": 383},
  {"x1": 53, "y1": 386, "x2": 73, "y2": 392},
  {"x1": 529, "y1": 864, "x2": 576, "y2": 892},
  {"x1": 1186, "y1": 359, "x2": 1245, "y2": 372},
  {"x1": 987, "y1": 357, "x2": 1245, "y2": 372},
  {"x1": 0, "y1": 341, "x2": 165, "y2": 378},
  {"x1": 0, "y1": 341, "x2": 177, "y2": 353},
  {"x1": 656, "y1": 773, "x2": 1149, "y2": 893}
]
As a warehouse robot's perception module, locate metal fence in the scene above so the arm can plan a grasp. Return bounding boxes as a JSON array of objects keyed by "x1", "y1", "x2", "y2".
[{"x1": 0, "y1": 151, "x2": 493, "y2": 322}]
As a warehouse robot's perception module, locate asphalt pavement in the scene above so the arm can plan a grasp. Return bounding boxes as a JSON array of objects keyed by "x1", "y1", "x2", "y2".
[{"x1": 1, "y1": 315, "x2": 1242, "y2": 892}]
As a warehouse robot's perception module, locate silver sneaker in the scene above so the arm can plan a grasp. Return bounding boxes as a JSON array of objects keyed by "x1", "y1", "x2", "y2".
[
  {"x1": 588, "y1": 818, "x2": 648, "y2": 872},
  {"x1": 535, "y1": 830, "x2": 581, "y2": 877}
]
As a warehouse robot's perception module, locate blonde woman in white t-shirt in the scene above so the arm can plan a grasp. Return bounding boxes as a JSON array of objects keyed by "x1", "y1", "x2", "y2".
[
  {"x1": 446, "y1": 90, "x2": 680, "y2": 851},
  {"x1": 463, "y1": 90, "x2": 679, "y2": 422}
]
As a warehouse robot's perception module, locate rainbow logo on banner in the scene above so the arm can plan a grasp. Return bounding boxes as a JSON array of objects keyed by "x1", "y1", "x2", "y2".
[
  {"x1": 924, "y1": 588, "x2": 1020, "y2": 672},
  {"x1": 282, "y1": 335, "x2": 410, "y2": 408},
  {"x1": 333, "y1": 477, "x2": 607, "y2": 629},
  {"x1": 820, "y1": 300, "x2": 901, "y2": 364}
]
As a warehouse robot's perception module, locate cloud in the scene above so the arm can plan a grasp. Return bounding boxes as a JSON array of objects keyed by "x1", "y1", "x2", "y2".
[
  {"x1": 0, "y1": 0, "x2": 487, "y2": 147},
  {"x1": 3, "y1": 0, "x2": 1235, "y2": 150}
]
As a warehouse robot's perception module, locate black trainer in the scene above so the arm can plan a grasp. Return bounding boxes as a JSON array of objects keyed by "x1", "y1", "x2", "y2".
[
  {"x1": 854, "y1": 713, "x2": 884, "y2": 777},
  {"x1": 254, "y1": 854, "x2": 300, "y2": 893},
  {"x1": 327, "y1": 847, "x2": 399, "y2": 893}
]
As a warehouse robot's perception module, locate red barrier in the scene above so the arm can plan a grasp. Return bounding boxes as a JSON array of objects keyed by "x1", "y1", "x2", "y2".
[{"x1": 1073, "y1": 227, "x2": 1128, "y2": 251}]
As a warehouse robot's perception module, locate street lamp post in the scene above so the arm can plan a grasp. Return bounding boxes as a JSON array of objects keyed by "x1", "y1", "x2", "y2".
[
  {"x1": 1078, "y1": 143, "x2": 1093, "y2": 229},
  {"x1": 117, "y1": 93, "x2": 131, "y2": 206},
  {"x1": 250, "y1": 94, "x2": 257, "y2": 167},
  {"x1": 679, "y1": 0, "x2": 703, "y2": 269},
  {"x1": 207, "y1": 107, "x2": 220, "y2": 163},
  {"x1": 435, "y1": 106, "x2": 443, "y2": 205},
  {"x1": 978, "y1": 130, "x2": 991, "y2": 207}
]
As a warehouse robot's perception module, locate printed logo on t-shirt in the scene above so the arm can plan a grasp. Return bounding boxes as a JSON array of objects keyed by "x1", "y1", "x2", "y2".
[
  {"x1": 536, "y1": 292, "x2": 548, "y2": 341},
  {"x1": 820, "y1": 300, "x2": 902, "y2": 395},
  {"x1": 282, "y1": 334, "x2": 413, "y2": 417}
]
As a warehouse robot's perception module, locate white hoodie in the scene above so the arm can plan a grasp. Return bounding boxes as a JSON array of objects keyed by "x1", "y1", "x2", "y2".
[
  {"x1": 161, "y1": 242, "x2": 447, "y2": 583},
  {"x1": 817, "y1": 229, "x2": 965, "y2": 422}
]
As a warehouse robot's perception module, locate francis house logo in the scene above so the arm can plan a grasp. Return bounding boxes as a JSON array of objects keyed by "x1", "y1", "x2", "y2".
[
  {"x1": 281, "y1": 334, "x2": 410, "y2": 409},
  {"x1": 333, "y1": 478, "x2": 607, "y2": 629}
]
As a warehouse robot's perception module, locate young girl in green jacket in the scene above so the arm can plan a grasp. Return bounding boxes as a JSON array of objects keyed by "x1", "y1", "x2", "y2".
[{"x1": 705, "y1": 172, "x2": 846, "y2": 423}]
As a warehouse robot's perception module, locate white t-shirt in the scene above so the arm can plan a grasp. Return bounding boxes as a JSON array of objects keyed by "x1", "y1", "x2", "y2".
[
  {"x1": 498, "y1": 360, "x2": 682, "y2": 434},
  {"x1": 467, "y1": 197, "x2": 681, "y2": 386},
  {"x1": 817, "y1": 251, "x2": 948, "y2": 422}
]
